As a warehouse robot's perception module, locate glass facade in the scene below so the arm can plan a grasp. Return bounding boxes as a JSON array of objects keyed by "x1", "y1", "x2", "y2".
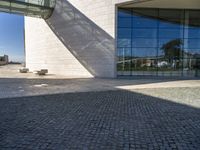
[
  {"x1": 0, "y1": 0, "x2": 56, "y2": 19},
  {"x1": 117, "y1": 8, "x2": 200, "y2": 77}
]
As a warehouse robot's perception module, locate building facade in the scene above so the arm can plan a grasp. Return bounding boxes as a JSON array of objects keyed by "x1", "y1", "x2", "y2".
[
  {"x1": 24, "y1": 0, "x2": 200, "y2": 78},
  {"x1": 0, "y1": 55, "x2": 9, "y2": 65}
]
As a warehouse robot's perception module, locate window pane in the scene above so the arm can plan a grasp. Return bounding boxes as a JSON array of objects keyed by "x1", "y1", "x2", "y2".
[
  {"x1": 159, "y1": 39, "x2": 183, "y2": 58},
  {"x1": 117, "y1": 48, "x2": 132, "y2": 74},
  {"x1": 133, "y1": 17, "x2": 157, "y2": 28},
  {"x1": 117, "y1": 8, "x2": 200, "y2": 77},
  {"x1": 118, "y1": 39, "x2": 131, "y2": 47},
  {"x1": 184, "y1": 39, "x2": 200, "y2": 49},
  {"x1": 186, "y1": 28, "x2": 200, "y2": 39},
  {"x1": 133, "y1": 17, "x2": 158, "y2": 28},
  {"x1": 132, "y1": 38, "x2": 157, "y2": 48},
  {"x1": 159, "y1": 21, "x2": 184, "y2": 29},
  {"x1": 118, "y1": 17, "x2": 132, "y2": 28},
  {"x1": 118, "y1": 28, "x2": 131, "y2": 47},
  {"x1": 118, "y1": 28, "x2": 131, "y2": 39},
  {"x1": 159, "y1": 9, "x2": 184, "y2": 20},
  {"x1": 132, "y1": 48, "x2": 157, "y2": 58},
  {"x1": 132, "y1": 9, "x2": 158, "y2": 18},
  {"x1": 159, "y1": 38, "x2": 183, "y2": 48},
  {"x1": 132, "y1": 9, "x2": 158, "y2": 28},
  {"x1": 118, "y1": 8, "x2": 132, "y2": 18},
  {"x1": 117, "y1": 48, "x2": 131, "y2": 57},
  {"x1": 183, "y1": 49, "x2": 200, "y2": 59},
  {"x1": 132, "y1": 29, "x2": 157, "y2": 38},
  {"x1": 187, "y1": 10, "x2": 200, "y2": 27},
  {"x1": 159, "y1": 29, "x2": 183, "y2": 38}
]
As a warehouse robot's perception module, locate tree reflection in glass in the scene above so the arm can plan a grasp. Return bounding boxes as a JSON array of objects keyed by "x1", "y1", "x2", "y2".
[
  {"x1": 159, "y1": 39, "x2": 183, "y2": 70},
  {"x1": 117, "y1": 8, "x2": 200, "y2": 77}
]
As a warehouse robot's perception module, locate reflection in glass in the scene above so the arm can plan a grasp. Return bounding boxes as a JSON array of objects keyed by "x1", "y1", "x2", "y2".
[
  {"x1": 132, "y1": 38, "x2": 157, "y2": 48},
  {"x1": 118, "y1": 17, "x2": 132, "y2": 28},
  {"x1": 118, "y1": 8, "x2": 132, "y2": 18},
  {"x1": 117, "y1": 48, "x2": 132, "y2": 75},
  {"x1": 132, "y1": 29, "x2": 157, "y2": 38},
  {"x1": 132, "y1": 48, "x2": 157, "y2": 75},
  {"x1": 117, "y1": 28, "x2": 131, "y2": 47},
  {"x1": 187, "y1": 28, "x2": 200, "y2": 38},
  {"x1": 157, "y1": 39, "x2": 183, "y2": 75},
  {"x1": 132, "y1": 17, "x2": 157, "y2": 28},
  {"x1": 184, "y1": 39, "x2": 200, "y2": 49},
  {"x1": 159, "y1": 29, "x2": 183, "y2": 38},
  {"x1": 117, "y1": 8, "x2": 200, "y2": 77}
]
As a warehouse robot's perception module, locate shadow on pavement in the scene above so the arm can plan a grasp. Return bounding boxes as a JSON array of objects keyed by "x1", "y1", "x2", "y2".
[{"x1": 0, "y1": 90, "x2": 199, "y2": 149}]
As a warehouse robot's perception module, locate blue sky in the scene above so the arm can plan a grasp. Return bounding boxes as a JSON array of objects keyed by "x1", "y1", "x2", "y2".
[{"x1": 0, "y1": 13, "x2": 24, "y2": 62}]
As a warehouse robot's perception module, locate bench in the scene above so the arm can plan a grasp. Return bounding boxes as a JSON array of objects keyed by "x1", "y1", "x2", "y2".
[
  {"x1": 36, "y1": 69, "x2": 48, "y2": 75},
  {"x1": 19, "y1": 68, "x2": 29, "y2": 73}
]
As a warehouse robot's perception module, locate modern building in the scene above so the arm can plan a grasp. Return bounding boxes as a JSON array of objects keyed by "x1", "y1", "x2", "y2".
[
  {"x1": 0, "y1": 55, "x2": 9, "y2": 65},
  {"x1": 0, "y1": 0, "x2": 199, "y2": 78}
]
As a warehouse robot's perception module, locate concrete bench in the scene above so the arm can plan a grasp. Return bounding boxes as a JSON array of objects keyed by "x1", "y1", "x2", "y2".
[
  {"x1": 36, "y1": 69, "x2": 48, "y2": 75},
  {"x1": 19, "y1": 68, "x2": 29, "y2": 73}
]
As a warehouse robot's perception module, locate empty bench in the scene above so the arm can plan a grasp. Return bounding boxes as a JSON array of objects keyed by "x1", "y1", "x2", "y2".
[
  {"x1": 19, "y1": 68, "x2": 29, "y2": 73},
  {"x1": 36, "y1": 69, "x2": 48, "y2": 75}
]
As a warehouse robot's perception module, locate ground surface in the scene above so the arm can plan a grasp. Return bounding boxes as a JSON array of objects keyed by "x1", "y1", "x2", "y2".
[
  {"x1": 0, "y1": 89, "x2": 200, "y2": 149},
  {"x1": 0, "y1": 64, "x2": 82, "y2": 79},
  {"x1": 0, "y1": 65, "x2": 200, "y2": 100},
  {"x1": 0, "y1": 65, "x2": 200, "y2": 149}
]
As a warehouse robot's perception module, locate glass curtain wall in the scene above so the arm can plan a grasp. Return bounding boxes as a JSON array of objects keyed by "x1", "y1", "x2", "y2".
[{"x1": 117, "y1": 8, "x2": 200, "y2": 77}]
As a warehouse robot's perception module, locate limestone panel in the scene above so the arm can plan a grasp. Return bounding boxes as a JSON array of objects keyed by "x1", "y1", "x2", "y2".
[
  {"x1": 25, "y1": 17, "x2": 93, "y2": 78},
  {"x1": 25, "y1": 0, "x2": 136, "y2": 78}
]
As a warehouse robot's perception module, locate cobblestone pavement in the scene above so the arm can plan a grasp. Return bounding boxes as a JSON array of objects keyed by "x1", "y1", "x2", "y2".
[
  {"x1": 130, "y1": 87, "x2": 200, "y2": 109},
  {"x1": 0, "y1": 90, "x2": 200, "y2": 149},
  {"x1": 1, "y1": 77, "x2": 200, "y2": 99}
]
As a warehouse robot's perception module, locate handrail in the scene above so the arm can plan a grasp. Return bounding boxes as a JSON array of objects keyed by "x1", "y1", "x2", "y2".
[{"x1": 0, "y1": 0, "x2": 56, "y2": 19}]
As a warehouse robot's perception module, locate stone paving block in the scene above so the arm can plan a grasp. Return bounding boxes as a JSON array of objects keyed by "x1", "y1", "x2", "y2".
[{"x1": 0, "y1": 90, "x2": 199, "y2": 149}]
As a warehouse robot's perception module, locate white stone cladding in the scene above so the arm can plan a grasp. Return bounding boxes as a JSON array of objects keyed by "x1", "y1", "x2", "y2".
[
  {"x1": 65, "y1": 0, "x2": 135, "y2": 38},
  {"x1": 25, "y1": 17, "x2": 93, "y2": 78},
  {"x1": 24, "y1": 0, "x2": 139, "y2": 78}
]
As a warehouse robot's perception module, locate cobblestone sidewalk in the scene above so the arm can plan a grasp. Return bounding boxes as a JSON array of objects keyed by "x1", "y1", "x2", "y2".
[{"x1": 0, "y1": 90, "x2": 199, "y2": 149}]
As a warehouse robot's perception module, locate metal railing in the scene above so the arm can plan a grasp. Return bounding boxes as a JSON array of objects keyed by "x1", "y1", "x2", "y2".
[
  {"x1": 23, "y1": 0, "x2": 56, "y2": 8},
  {"x1": 0, "y1": 0, "x2": 56, "y2": 19}
]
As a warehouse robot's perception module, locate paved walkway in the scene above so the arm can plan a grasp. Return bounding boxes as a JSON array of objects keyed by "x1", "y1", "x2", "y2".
[
  {"x1": 1, "y1": 77, "x2": 200, "y2": 108},
  {"x1": 0, "y1": 90, "x2": 200, "y2": 149},
  {"x1": 1, "y1": 65, "x2": 200, "y2": 100},
  {"x1": 0, "y1": 64, "x2": 200, "y2": 149}
]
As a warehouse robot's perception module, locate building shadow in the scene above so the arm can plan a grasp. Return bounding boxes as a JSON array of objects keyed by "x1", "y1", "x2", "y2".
[
  {"x1": 46, "y1": 0, "x2": 115, "y2": 77},
  {"x1": 0, "y1": 90, "x2": 199, "y2": 149},
  {"x1": 0, "y1": 77, "x2": 196, "y2": 99}
]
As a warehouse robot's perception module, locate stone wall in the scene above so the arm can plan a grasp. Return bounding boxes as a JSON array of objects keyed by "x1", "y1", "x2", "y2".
[{"x1": 25, "y1": 0, "x2": 135, "y2": 78}]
